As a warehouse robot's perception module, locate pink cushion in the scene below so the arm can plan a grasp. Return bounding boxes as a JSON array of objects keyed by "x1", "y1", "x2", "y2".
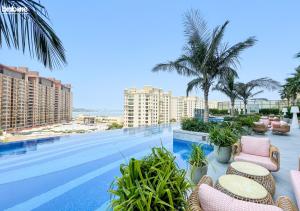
[
  {"x1": 241, "y1": 136, "x2": 270, "y2": 157},
  {"x1": 234, "y1": 152, "x2": 277, "y2": 171},
  {"x1": 272, "y1": 121, "x2": 281, "y2": 128},
  {"x1": 260, "y1": 119, "x2": 270, "y2": 127},
  {"x1": 290, "y1": 170, "x2": 300, "y2": 208},
  {"x1": 198, "y1": 184, "x2": 282, "y2": 211}
]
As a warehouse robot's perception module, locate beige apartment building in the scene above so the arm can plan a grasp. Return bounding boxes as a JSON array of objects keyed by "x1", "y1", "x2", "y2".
[
  {"x1": 123, "y1": 86, "x2": 218, "y2": 128},
  {"x1": 0, "y1": 64, "x2": 72, "y2": 131},
  {"x1": 170, "y1": 96, "x2": 203, "y2": 122},
  {"x1": 123, "y1": 86, "x2": 171, "y2": 128}
]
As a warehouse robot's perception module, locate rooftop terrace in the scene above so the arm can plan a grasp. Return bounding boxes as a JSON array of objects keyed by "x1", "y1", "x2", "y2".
[{"x1": 206, "y1": 128, "x2": 300, "y2": 204}]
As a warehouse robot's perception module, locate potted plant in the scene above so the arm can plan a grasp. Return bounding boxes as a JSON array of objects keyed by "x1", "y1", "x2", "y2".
[
  {"x1": 189, "y1": 144, "x2": 208, "y2": 184},
  {"x1": 109, "y1": 146, "x2": 191, "y2": 210},
  {"x1": 209, "y1": 126, "x2": 238, "y2": 163}
]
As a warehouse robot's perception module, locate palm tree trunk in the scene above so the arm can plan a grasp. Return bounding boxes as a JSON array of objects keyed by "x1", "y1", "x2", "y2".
[
  {"x1": 204, "y1": 90, "x2": 209, "y2": 122},
  {"x1": 230, "y1": 98, "x2": 235, "y2": 116},
  {"x1": 244, "y1": 101, "x2": 247, "y2": 115}
]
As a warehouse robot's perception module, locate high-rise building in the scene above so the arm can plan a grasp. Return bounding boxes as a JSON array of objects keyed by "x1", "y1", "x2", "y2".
[
  {"x1": 170, "y1": 96, "x2": 203, "y2": 122},
  {"x1": 123, "y1": 86, "x2": 217, "y2": 128},
  {"x1": 123, "y1": 86, "x2": 171, "y2": 128},
  {"x1": 0, "y1": 64, "x2": 72, "y2": 131}
]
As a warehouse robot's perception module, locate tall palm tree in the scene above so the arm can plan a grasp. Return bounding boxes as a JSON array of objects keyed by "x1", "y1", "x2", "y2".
[
  {"x1": 0, "y1": 0, "x2": 66, "y2": 69},
  {"x1": 152, "y1": 10, "x2": 256, "y2": 122},
  {"x1": 213, "y1": 72, "x2": 238, "y2": 116},
  {"x1": 279, "y1": 85, "x2": 292, "y2": 107},
  {"x1": 235, "y1": 78, "x2": 280, "y2": 114}
]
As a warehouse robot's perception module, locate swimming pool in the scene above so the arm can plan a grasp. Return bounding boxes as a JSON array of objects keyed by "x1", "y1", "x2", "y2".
[{"x1": 0, "y1": 125, "x2": 212, "y2": 211}]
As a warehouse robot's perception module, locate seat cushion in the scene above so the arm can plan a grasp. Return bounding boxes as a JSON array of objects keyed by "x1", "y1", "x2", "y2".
[
  {"x1": 234, "y1": 153, "x2": 277, "y2": 171},
  {"x1": 272, "y1": 121, "x2": 281, "y2": 128},
  {"x1": 290, "y1": 170, "x2": 300, "y2": 208},
  {"x1": 241, "y1": 136, "x2": 270, "y2": 157},
  {"x1": 198, "y1": 184, "x2": 282, "y2": 211}
]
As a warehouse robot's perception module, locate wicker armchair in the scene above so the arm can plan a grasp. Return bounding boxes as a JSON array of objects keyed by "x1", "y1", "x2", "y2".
[
  {"x1": 272, "y1": 124, "x2": 290, "y2": 134},
  {"x1": 253, "y1": 122, "x2": 268, "y2": 134},
  {"x1": 188, "y1": 175, "x2": 297, "y2": 211},
  {"x1": 232, "y1": 141, "x2": 280, "y2": 172}
]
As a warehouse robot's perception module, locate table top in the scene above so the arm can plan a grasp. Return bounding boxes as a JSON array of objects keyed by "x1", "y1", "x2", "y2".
[
  {"x1": 231, "y1": 161, "x2": 269, "y2": 176},
  {"x1": 218, "y1": 175, "x2": 268, "y2": 199}
]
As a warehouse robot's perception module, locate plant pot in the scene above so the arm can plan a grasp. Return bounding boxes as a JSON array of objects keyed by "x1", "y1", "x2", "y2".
[
  {"x1": 214, "y1": 146, "x2": 232, "y2": 163},
  {"x1": 189, "y1": 164, "x2": 208, "y2": 185}
]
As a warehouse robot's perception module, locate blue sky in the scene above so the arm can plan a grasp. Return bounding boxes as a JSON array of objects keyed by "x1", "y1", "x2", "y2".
[{"x1": 1, "y1": 0, "x2": 300, "y2": 109}]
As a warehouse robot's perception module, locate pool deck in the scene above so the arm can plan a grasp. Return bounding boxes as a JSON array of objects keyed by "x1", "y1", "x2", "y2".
[{"x1": 206, "y1": 128, "x2": 300, "y2": 205}]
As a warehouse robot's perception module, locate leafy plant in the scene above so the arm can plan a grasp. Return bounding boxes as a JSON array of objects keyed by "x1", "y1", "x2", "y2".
[
  {"x1": 109, "y1": 146, "x2": 191, "y2": 210},
  {"x1": 181, "y1": 118, "x2": 213, "y2": 133},
  {"x1": 235, "y1": 115, "x2": 260, "y2": 127},
  {"x1": 189, "y1": 144, "x2": 208, "y2": 168},
  {"x1": 209, "y1": 126, "x2": 238, "y2": 147}
]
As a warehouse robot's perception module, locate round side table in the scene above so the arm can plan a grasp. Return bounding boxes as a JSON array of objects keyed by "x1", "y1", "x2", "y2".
[
  {"x1": 226, "y1": 161, "x2": 275, "y2": 196},
  {"x1": 215, "y1": 174, "x2": 274, "y2": 205}
]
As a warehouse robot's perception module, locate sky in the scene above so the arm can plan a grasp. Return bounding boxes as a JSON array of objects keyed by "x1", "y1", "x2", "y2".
[{"x1": 1, "y1": 0, "x2": 300, "y2": 110}]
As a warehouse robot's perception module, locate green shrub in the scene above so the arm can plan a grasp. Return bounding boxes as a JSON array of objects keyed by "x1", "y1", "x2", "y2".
[
  {"x1": 181, "y1": 118, "x2": 212, "y2": 133},
  {"x1": 235, "y1": 115, "x2": 260, "y2": 127},
  {"x1": 209, "y1": 109, "x2": 229, "y2": 116},
  {"x1": 209, "y1": 126, "x2": 238, "y2": 147},
  {"x1": 107, "y1": 123, "x2": 123, "y2": 130},
  {"x1": 223, "y1": 116, "x2": 236, "y2": 122},
  {"x1": 109, "y1": 146, "x2": 190, "y2": 210},
  {"x1": 189, "y1": 144, "x2": 208, "y2": 168},
  {"x1": 259, "y1": 108, "x2": 280, "y2": 115}
]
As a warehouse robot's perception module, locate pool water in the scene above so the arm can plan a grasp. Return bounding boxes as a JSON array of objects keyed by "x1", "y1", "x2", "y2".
[{"x1": 0, "y1": 126, "x2": 212, "y2": 211}]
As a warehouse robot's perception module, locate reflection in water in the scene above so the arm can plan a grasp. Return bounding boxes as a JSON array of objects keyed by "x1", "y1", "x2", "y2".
[{"x1": 0, "y1": 137, "x2": 60, "y2": 157}]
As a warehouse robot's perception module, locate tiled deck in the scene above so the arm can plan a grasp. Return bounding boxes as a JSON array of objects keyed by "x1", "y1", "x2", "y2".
[{"x1": 206, "y1": 128, "x2": 300, "y2": 205}]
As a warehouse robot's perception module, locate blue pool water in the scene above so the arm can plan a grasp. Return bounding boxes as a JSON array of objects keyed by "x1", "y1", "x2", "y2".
[
  {"x1": 0, "y1": 125, "x2": 212, "y2": 211},
  {"x1": 209, "y1": 116, "x2": 224, "y2": 123}
]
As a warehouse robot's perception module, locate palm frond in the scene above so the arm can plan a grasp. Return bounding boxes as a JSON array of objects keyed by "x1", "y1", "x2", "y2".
[
  {"x1": 219, "y1": 37, "x2": 257, "y2": 68},
  {"x1": 152, "y1": 58, "x2": 198, "y2": 77},
  {"x1": 184, "y1": 9, "x2": 210, "y2": 46},
  {"x1": 248, "y1": 77, "x2": 280, "y2": 90},
  {"x1": 0, "y1": 0, "x2": 66, "y2": 69},
  {"x1": 250, "y1": 90, "x2": 264, "y2": 98},
  {"x1": 186, "y1": 78, "x2": 203, "y2": 96}
]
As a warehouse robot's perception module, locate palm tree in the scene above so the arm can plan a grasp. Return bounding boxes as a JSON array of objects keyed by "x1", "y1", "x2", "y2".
[
  {"x1": 279, "y1": 85, "x2": 292, "y2": 107},
  {"x1": 235, "y1": 78, "x2": 280, "y2": 114},
  {"x1": 283, "y1": 77, "x2": 300, "y2": 106},
  {"x1": 0, "y1": 0, "x2": 66, "y2": 69},
  {"x1": 152, "y1": 10, "x2": 256, "y2": 122},
  {"x1": 213, "y1": 72, "x2": 238, "y2": 116}
]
